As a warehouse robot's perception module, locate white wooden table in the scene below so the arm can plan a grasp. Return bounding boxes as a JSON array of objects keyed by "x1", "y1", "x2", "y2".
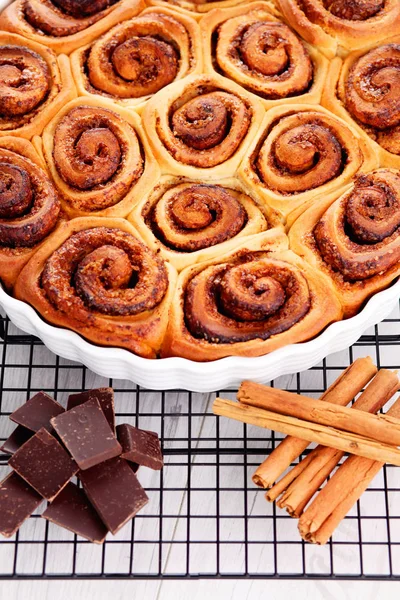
[{"x1": 1, "y1": 309, "x2": 400, "y2": 597}]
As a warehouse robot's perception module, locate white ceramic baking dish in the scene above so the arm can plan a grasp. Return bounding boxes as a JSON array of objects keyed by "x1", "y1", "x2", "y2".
[
  {"x1": 1, "y1": 281, "x2": 399, "y2": 391},
  {"x1": 1, "y1": 0, "x2": 399, "y2": 391}
]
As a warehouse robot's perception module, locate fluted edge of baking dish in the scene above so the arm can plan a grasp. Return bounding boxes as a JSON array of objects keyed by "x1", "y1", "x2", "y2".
[{"x1": 1, "y1": 281, "x2": 399, "y2": 391}]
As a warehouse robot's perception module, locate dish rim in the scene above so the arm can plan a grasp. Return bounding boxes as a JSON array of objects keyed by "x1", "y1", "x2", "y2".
[{"x1": 0, "y1": 281, "x2": 399, "y2": 392}]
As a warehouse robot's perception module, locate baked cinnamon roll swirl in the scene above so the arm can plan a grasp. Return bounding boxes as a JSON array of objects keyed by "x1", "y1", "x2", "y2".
[
  {"x1": 130, "y1": 176, "x2": 282, "y2": 270},
  {"x1": 0, "y1": 136, "x2": 60, "y2": 289},
  {"x1": 0, "y1": 32, "x2": 75, "y2": 139},
  {"x1": 71, "y1": 7, "x2": 202, "y2": 109},
  {"x1": 142, "y1": 74, "x2": 264, "y2": 178},
  {"x1": 14, "y1": 217, "x2": 177, "y2": 358},
  {"x1": 0, "y1": 0, "x2": 144, "y2": 55},
  {"x1": 276, "y1": 0, "x2": 400, "y2": 58},
  {"x1": 201, "y1": 2, "x2": 328, "y2": 107},
  {"x1": 323, "y1": 42, "x2": 400, "y2": 169},
  {"x1": 239, "y1": 104, "x2": 378, "y2": 219},
  {"x1": 289, "y1": 169, "x2": 400, "y2": 316},
  {"x1": 38, "y1": 97, "x2": 159, "y2": 218},
  {"x1": 162, "y1": 230, "x2": 342, "y2": 360}
]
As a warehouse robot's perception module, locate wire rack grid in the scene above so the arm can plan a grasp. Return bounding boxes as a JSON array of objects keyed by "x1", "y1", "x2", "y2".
[{"x1": 1, "y1": 306, "x2": 400, "y2": 581}]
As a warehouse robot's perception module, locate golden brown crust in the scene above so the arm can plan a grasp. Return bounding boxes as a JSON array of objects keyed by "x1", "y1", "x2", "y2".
[
  {"x1": 0, "y1": 32, "x2": 76, "y2": 139},
  {"x1": 288, "y1": 168, "x2": 400, "y2": 317},
  {"x1": 0, "y1": 0, "x2": 145, "y2": 55},
  {"x1": 147, "y1": 0, "x2": 260, "y2": 16},
  {"x1": 14, "y1": 217, "x2": 178, "y2": 358},
  {"x1": 276, "y1": 0, "x2": 400, "y2": 58},
  {"x1": 142, "y1": 73, "x2": 265, "y2": 179},
  {"x1": 38, "y1": 97, "x2": 160, "y2": 218},
  {"x1": 70, "y1": 7, "x2": 203, "y2": 111},
  {"x1": 0, "y1": 136, "x2": 61, "y2": 290},
  {"x1": 322, "y1": 41, "x2": 400, "y2": 169},
  {"x1": 238, "y1": 103, "x2": 379, "y2": 219},
  {"x1": 162, "y1": 230, "x2": 343, "y2": 360},
  {"x1": 129, "y1": 175, "x2": 283, "y2": 270},
  {"x1": 200, "y1": 2, "x2": 329, "y2": 108}
]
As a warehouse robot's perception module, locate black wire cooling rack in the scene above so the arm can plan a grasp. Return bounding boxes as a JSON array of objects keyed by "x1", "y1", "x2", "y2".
[{"x1": 1, "y1": 307, "x2": 400, "y2": 580}]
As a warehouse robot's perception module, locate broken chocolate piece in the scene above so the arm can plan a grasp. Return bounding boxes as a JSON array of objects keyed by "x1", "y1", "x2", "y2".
[
  {"x1": 10, "y1": 391, "x2": 64, "y2": 433},
  {"x1": 79, "y1": 457, "x2": 148, "y2": 534},
  {"x1": 0, "y1": 426, "x2": 33, "y2": 455},
  {"x1": 116, "y1": 424, "x2": 163, "y2": 470},
  {"x1": 68, "y1": 388, "x2": 115, "y2": 433},
  {"x1": 0, "y1": 472, "x2": 43, "y2": 538},
  {"x1": 51, "y1": 398, "x2": 121, "y2": 471},
  {"x1": 42, "y1": 482, "x2": 108, "y2": 544},
  {"x1": 9, "y1": 428, "x2": 78, "y2": 501}
]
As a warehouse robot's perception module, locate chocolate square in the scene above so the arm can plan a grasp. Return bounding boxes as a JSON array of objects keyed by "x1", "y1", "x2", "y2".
[
  {"x1": 42, "y1": 482, "x2": 108, "y2": 544},
  {"x1": 10, "y1": 391, "x2": 64, "y2": 433},
  {"x1": 67, "y1": 388, "x2": 115, "y2": 433},
  {"x1": 116, "y1": 424, "x2": 163, "y2": 470},
  {"x1": 0, "y1": 426, "x2": 33, "y2": 455},
  {"x1": 79, "y1": 457, "x2": 148, "y2": 535},
  {"x1": 0, "y1": 472, "x2": 43, "y2": 538},
  {"x1": 9, "y1": 428, "x2": 78, "y2": 501},
  {"x1": 51, "y1": 398, "x2": 121, "y2": 471}
]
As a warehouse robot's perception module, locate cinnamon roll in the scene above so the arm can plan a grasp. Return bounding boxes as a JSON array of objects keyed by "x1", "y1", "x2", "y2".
[
  {"x1": 201, "y1": 2, "x2": 329, "y2": 107},
  {"x1": 0, "y1": 0, "x2": 144, "y2": 55},
  {"x1": 130, "y1": 176, "x2": 282, "y2": 270},
  {"x1": 162, "y1": 230, "x2": 342, "y2": 360},
  {"x1": 14, "y1": 217, "x2": 178, "y2": 358},
  {"x1": 142, "y1": 74, "x2": 264, "y2": 179},
  {"x1": 37, "y1": 97, "x2": 159, "y2": 218},
  {"x1": 71, "y1": 7, "x2": 202, "y2": 110},
  {"x1": 276, "y1": 0, "x2": 400, "y2": 58},
  {"x1": 0, "y1": 136, "x2": 61, "y2": 289},
  {"x1": 239, "y1": 104, "x2": 379, "y2": 219},
  {"x1": 322, "y1": 41, "x2": 400, "y2": 169},
  {"x1": 289, "y1": 169, "x2": 400, "y2": 317},
  {"x1": 0, "y1": 32, "x2": 76, "y2": 139}
]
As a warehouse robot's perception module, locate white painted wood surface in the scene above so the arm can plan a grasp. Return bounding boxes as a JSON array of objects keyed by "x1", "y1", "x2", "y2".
[{"x1": 1, "y1": 310, "x2": 400, "y2": 597}]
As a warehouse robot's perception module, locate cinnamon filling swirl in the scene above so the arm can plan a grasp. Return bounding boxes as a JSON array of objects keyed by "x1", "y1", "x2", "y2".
[
  {"x1": 323, "y1": 0, "x2": 383, "y2": 20},
  {"x1": 0, "y1": 44, "x2": 51, "y2": 128},
  {"x1": 24, "y1": 0, "x2": 119, "y2": 37},
  {"x1": 84, "y1": 11, "x2": 198, "y2": 100},
  {"x1": 344, "y1": 44, "x2": 400, "y2": 155},
  {"x1": 0, "y1": 150, "x2": 59, "y2": 248},
  {"x1": 52, "y1": 105, "x2": 143, "y2": 211},
  {"x1": 185, "y1": 255, "x2": 311, "y2": 343},
  {"x1": 148, "y1": 184, "x2": 247, "y2": 252},
  {"x1": 255, "y1": 112, "x2": 346, "y2": 194},
  {"x1": 41, "y1": 227, "x2": 168, "y2": 318},
  {"x1": 215, "y1": 18, "x2": 313, "y2": 99},
  {"x1": 162, "y1": 90, "x2": 251, "y2": 168},
  {"x1": 314, "y1": 170, "x2": 400, "y2": 280}
]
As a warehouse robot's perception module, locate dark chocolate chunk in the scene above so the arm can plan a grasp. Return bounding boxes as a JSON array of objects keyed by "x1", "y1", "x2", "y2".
[
  {"x1": 68, "y1": 388, "x2": 115, "y2": 433},
  {"x1": 42, "y1": 482, "x2": 108, "y2": 544},
  {"x1": 0, "y1": 426, "x2": 33, "y2": 455},
  {"x1": 79, "y1": 457, "x2": 148, "y2": 535},
  {"x1": 0, "y1": 472, "x2": 43, "y2": 538},
  {"x1": 10, "y1": 391, "x2": 64, "y2": 433},
  {"x1": 51, "y1": 398, "x2": 121, "y2": 471},
  {"x1": 116, "y1": 424, "x2": 163, "y2": 470},
  {"x1": 9, "y1": 428, "x2": 78, "y2": 501}
]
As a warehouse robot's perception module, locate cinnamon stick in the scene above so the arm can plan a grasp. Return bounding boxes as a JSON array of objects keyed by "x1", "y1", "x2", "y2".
[
  {"x1": 298, "y1": 396, "x2": 400, "y2": 544},
  {"x1": 251, "y1": 358, "x2": 377, "y2": 488},
  {"x1": 238, "y1": 381, "x2": 400, "y2": 446},
  {"x1": 272, "y1": 369, "x2": 400, "y2": 516},
  {"x1": 212, "y1": 398, "x2": 400, "y2": 466}
]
